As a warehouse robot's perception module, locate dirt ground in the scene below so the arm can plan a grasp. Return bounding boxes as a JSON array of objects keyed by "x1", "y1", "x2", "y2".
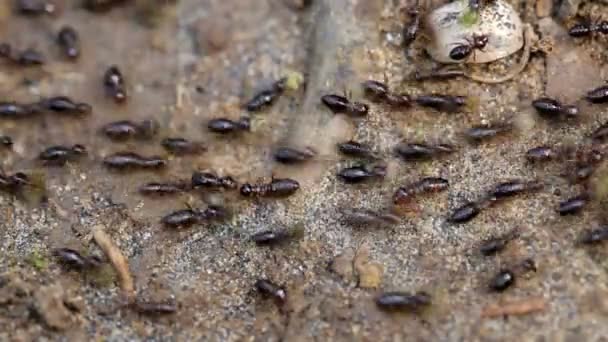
[{"x1": 2, "y1": 0, "x2": 608, "y2": 340}]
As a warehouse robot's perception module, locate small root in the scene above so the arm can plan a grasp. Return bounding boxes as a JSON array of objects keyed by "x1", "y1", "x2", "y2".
[
  {"x1": 92, "y1": 226, "x2": 136, "y2": 302},
  {"x1": 481, "y1": 297, "x2": 546, "y2": 318},
  {"x1": 465, "y1": 24, "x2": 535, "y2": 84}
]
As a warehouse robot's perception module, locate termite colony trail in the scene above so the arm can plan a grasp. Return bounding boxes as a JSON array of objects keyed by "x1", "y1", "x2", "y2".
[{"x1": 3, "y1": 0, "x2": 608, "y2": 337}]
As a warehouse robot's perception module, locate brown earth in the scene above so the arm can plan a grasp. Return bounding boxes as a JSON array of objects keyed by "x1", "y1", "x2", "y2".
[{"x1": 2, "y1": 0, "x2": 608, "y2": 340}]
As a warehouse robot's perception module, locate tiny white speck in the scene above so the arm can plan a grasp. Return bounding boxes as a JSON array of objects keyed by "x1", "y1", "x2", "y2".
[{"x1": 29, "y1": 87, "x2": 40, "y2": 96}]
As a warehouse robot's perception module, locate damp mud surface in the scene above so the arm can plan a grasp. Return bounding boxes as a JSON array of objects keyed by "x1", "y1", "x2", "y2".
[{"x1": 2, "y1": 0, "x2": 608, "y2": 340}]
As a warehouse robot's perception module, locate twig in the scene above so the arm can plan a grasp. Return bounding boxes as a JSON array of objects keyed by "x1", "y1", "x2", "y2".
[
  {"x1": 465, "y1": 25, "x2": 534, "y2": 84},
  {"x1": 481, "y1": 297, "x2": 546, "y2": 318},
  {"x1": 92, "y1": 226, "x2": 135, "y2": 301}
]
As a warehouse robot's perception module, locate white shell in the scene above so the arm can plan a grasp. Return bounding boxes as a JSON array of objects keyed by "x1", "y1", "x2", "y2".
[{"x1": 424, "y1": 0, "x2": 524, "y2": 64}]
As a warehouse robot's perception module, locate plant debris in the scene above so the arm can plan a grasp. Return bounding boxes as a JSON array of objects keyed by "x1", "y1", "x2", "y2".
[
  {"x1": 92, "y1": 226, "x2": 135, "y2": 301},
  {"x1": 481, "y1": 297, "x2": 547, "y2": 318}
]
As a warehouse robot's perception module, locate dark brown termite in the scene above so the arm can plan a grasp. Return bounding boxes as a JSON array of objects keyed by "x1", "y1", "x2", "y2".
[
  {"x1": 255, "y1": 279, "x2": 286, "y2": 302},
  {"x1": 84, "y1": 0, "x2": 128, "y2": 12},
  {"x1": 53, "y1": 248, "x2": 102, "y2": 271},
  {"x1": 39, "y1": 96, "x2": 92, "y2": 115},
  {"x1": 563, "y1": 147, "x2": 603, "y2": 183},
  {"x1": 570, "y1": 146, "x2": 603, "y2": 165},
  {"x1": 557, "y1": 193, "x2": 589, "y2": 215},
  {"x1": 251, "y1": 229, "x2": 291, "y2": 246},
  {"x1": 104, "y1": 65, "x2": 127, "y2": 103},
  {"x1": 341, "y1": 208, "x2": 400, "y2": 227},
  {"x1": 449, "y1": 34, "x2": 489, "y2": 61},
  {"x1": 393, "y1": 177, "x2": 449, "y2": 204},
  {"x1": 590, "y1": 121, "x2": 608, "y2": 141},
  {"x1": 245, "y1": 78, "x2": 286, "y2": 112},
  {"x1": 103, "y1": 152, "x2": 167, "y2": 170},
  {"x1": 240, "y1": 178, "x2": 300, "y2": 197},
  {"x1": 337, "y1": 140, "x2": 379, "y2": 159},
  {"x1": 273, "y1": 146, "x2": 316, "y2": 164},
  {"x1": 526, "y1": 146, "x2": 558, "y2": 162},
  {"x1": 465, "y1": 123, "x2": 512, "y2": 143},
  {"x1": 16, "y1": 0, "x2": 56, "y2": 15},
  {"x1": 251, "y1": 225, "x2": 304, "y2": 246},
  {"x1": 569, "y1": 19, "x2": 608, "y2": 38},
  {"x1": 0, "y1": 102, "x2": 40, "y2": 119},
  {"x1": 488, "y1": 258, "x2": 536, "y2": 292},
  {"x1": 139, "y1": 182, "x2": 191, "y2": 196},
  {"x1": 488, "y1": 180, "x2": 543, "y2": 200},
  {"x1": 133, "y1": 300, "x2": 178, "y2": 315},
  {"x1": 376, "y1": 291, "x2": 431, "y2": 311},
  {"x1": 207, "y1": 117, "x2": 251, "y2": 134},
  {"x1": 361, "y1": 80, "x2": 411, "y2": 108},
  {"x1": 578, "y1": 226, "x2": 608, "y2": 245},
  {"x1": 415, "y1": 95, "x2": 466, "y2": 112},
  {"x1": 0, "y1": 172, "x2": 29, "y2": 194},
  {"x1": 573, "y1": 164, "x2": 596, "y2": 182},
  {"x1": 402, "y1": 7, "x2": 421, "y2": 47},
  {"x1": 0, "y1": 135, "x2": 13, "y2": 148},
  {"x1": 6, "y1": 171, "x2": 46, "y2": 203},
  {"x1": 102, "y1": 120, "x2": 159, "y2": 140},
  {"x1": 0, "y1": 44, "x2": 44, "y2": 66},
  {"x1": 395, "y1": 143, "x2": 455, "y2": 161},
  {"x1": 39, "y1": 144, "x2": 86, "y2": 165},
  {"x1": 161, "y1": 138, "x2": 206, "y2": 155},
  {"x1": 448, "y1": 201, "x2": 483, "y2": 223},
  {"x1": 160, "y1": 210, "x2": 201, "y2": 227},
  {"x1": 383, "y1": 92, "x2": 412, "y2": 107},
  {"x1": 16, "y1": 48, "x2": 45, "y2": 66},
  {"x1": 191, "y1": 172, "x2": 237, "y2": 190},
  {"x1": 532, "y1": 97, "x2": 579, "y2": 118},
  {"x1": 57, "y1": 26, "x2": 80, "y2": 59},
  {"x1": 361, "y1": 80, "x2": 389, "y2": 100},
  {"x1": 587, "y1": 85, "x2": 608, "y2": 104},
  {"x1": 337, "y1": 164, "x2": 387, "y2": 184},
  {"x1": 489, "y1": 270, "x2": 515, "y2": 292},
  {"x1": 161, "y1": 206, "x2": 227, "y2": 228},
  {"x1": 479, "y1": 229, "x2": 520, "y2": 256},
  {"x1": 321, "y1": 94, "x2": 369, "y2": 117},
  {"x1": 53, "y1": 248, "x2": 88, "y2": 269}
]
